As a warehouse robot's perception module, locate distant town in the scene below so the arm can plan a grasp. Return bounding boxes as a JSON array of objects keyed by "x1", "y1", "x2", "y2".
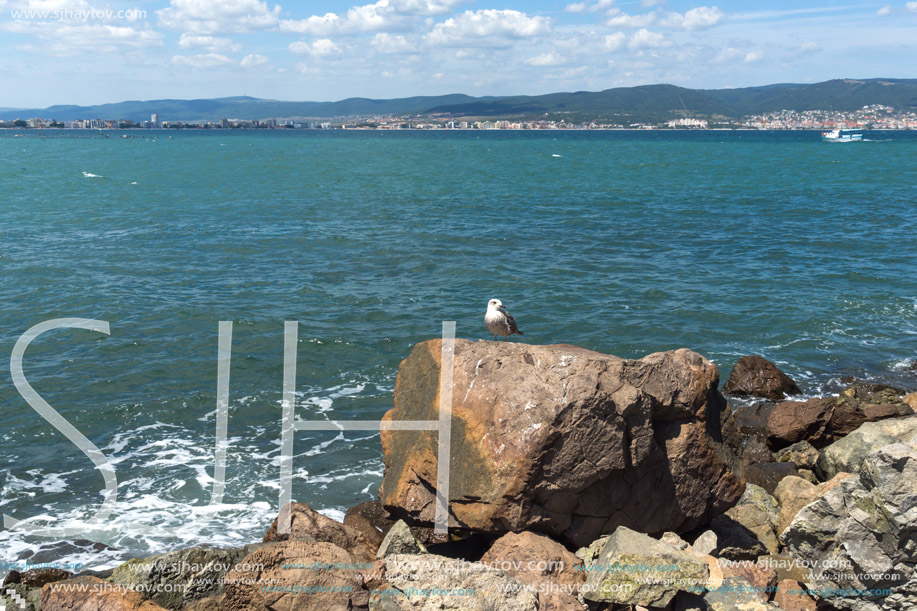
[{"x1": 1, "y1": 104, "x2": 915, "y2": 131}]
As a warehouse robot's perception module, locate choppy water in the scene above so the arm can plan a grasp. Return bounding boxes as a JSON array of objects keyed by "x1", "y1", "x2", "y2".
[{"x1": 1, "y1": 129, "x2": 915, "y2": 572}]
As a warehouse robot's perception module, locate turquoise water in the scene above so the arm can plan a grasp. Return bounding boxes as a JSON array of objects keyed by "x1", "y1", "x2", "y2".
[{"x1": 0, "y1": 129, "x2": 915, "y2": 569}]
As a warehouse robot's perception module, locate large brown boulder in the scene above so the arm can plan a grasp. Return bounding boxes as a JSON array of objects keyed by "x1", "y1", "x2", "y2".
[
  {"x1": 767, "y1": 398, "x2": 835, "y2": 450},
  {"x1": 379, "y1": 340, "x2": 744, "y2": 547},
  {"x1": 263, "y1": 501, "x2": 376, "y2": 561},
  {"x1": 40, "y1": 576, "x2": 167, "y2": 611},
  {"x1": 722, "y1": 356, "x2": 801, "y2": 401}
]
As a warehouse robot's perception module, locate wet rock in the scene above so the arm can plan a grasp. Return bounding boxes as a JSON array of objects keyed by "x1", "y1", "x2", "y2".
[
  {"x1": 733, "y1": 402, "x2": 774, "y2": 437},
  {"x1": 783, "y1": 442, "x2": 917, "y2": 611},
  {"x1": 480, "y1": 531, "x2": 586, "y2": 611},
  {"x1": 383, "y1": 553, "x2": 538, "y2": 611},
  {"x1": 815, "y1": 416, "x2": 917, "y2": 480},
  {"x1": 773, "y1": 579, "x2": 817, "y2": 611},
  {"x1": 40, "y1": 576, "x2": 167, "y2": 611},
  {"x1": 776, "y1": 440, "x2": 819, "y2": 471},
  {"x1": 345, "y1": 501, "x2": 398, "y2": 552},
  {"x1": 722, "y1": 356, "x2": 801, "y2": 401},
  {"x1": 263, "y1": 501, "x2": 376, "y2": 561},
  {"x1": 745, "y1": 461, "x2": 798, "y2": 494},
  {"x1": 581, "y1": 526, "x2": 708, "y2": 607},
  {"x1": 379, "y1": 340, "x2": 744, "y2": 547},
  {"x1": 221, "y1": 540, "x2": 370, "y2": 611},
  {"x1": 376, "y1": 520, "x2": 426, "y2": 558},
  {"x1": 767, "y1": 398, "x2": 835, "y2": 450}
]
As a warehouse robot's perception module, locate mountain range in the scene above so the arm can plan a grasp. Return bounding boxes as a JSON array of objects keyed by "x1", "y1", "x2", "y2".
[{"x1": 2, "y1": 78, "x2": 915, "y2": 124}]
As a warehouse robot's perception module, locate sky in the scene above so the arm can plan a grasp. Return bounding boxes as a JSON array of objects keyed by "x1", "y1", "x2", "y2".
[{"x1": 0, "y1": 0, "x2": 915, "y2": 108}]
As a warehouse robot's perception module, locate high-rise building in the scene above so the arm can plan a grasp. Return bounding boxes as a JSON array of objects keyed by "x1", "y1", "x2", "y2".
[{"x1": 151, "y1": 113, "x2": 159, "y2": 126}]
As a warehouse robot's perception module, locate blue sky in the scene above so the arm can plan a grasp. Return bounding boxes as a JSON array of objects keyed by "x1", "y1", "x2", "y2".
[{"x1": 1, "y1": 0, "x2": 915, "y2": 107}]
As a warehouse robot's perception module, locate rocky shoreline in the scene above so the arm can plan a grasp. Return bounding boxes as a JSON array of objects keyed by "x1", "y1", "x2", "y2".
[{"x1": 3, "y1": 341, "x2": 916, "y2": 611}]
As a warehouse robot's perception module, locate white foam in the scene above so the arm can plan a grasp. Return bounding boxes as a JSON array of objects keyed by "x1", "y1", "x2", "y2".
[{"x1": 82, "y1": 172, "x2": 101, "y2": 178}]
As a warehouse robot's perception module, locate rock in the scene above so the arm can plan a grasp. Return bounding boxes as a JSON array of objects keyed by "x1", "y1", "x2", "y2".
[
  {"x1": 703, "y1": 576, "x2": 773, "y2": 610},
  {"x1": 480, "y1": 531, "x2": 586, "y2": 611},
  {"x1": 720, "y1": 561, "x2": 777, "y2": 602},
  {"x1": 745, "y1": 461, "x2": 798, "y2": 494},
  {"x1": 773, "y1": 579, "x2": 817, "y2": 611},
  {"x1": 221, "y1": 540, "x2": 370, "y2": 611},
  {"x1": 828, "y1": 384, "x2": 913, "y2": 437},
  {"x1": 110, "y1": 546, "x2": 252, "y2": 609},
  {"x1": 797, "y1": 469, "x2": 818, "y2": 484},
  {"x1": 673, "y1": 591, "x2": 710, "y2": 610},
  {"x1": 741, "y1": 433, "x2": 775, "y2": 467},
  {"x1": 383, "y1": 553, "x2": 539, "y2": 611},
  {"x1": 691, "y1": 531, "x2": 718, "y2": 556},
  {"x1": 379, "y1": 340, "x2": 744, "y2": 547},
  {"x1": 582, "y1": 526, "x2": 709, "y2": 607},
  {"x1": 722, "y1": 356, "x2": 801, "y2": 401},
  {"x1": 904, "y1": 392, "x2": 917, "y2": 411},
  {"x1": 767, "y1": 398, "x2": 835, "y2": 450},
  {"x1": 733, "y1": 402, "x2": 774, "y2": 437},
  {"x1": 1, "y1": 567, "x2": 73, "y2": 611},
  {"x1": 575, "y1": 535, "x2": 610, "y2": 566},
  {"x1": 711, "y1": 485, "x2": 780, "y2": 558},
  {"x1": 345, "y1": 501, "x2": 398, "y2": 551},
  {"x1": 815, "y1": 416, "x2": 917, "y2": 480},
  {"x1": 659, "y1": 532, "x2": 690, "y2": 551},
  {"x1": 376, "y1": 520, "x2": 426, "y2": 558},
  {"x1": 40, "y1": 576, "x2": 167, "y2": 611},
  {"x1": 783, "y1": 443, "x2": 917, "y2": 610},
  {"x1": 263, "y1": 501, "x2": 377, "y2": 561},
  {"x1": 773, "y1": 474, "x2": 852, "y2": 537},
  {"x1": 776, "y1": 441, "x2": 819, "y2": 471}
]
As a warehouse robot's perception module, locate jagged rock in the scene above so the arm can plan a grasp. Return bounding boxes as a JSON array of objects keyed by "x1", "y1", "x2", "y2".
[
  {"x1": 797, "y1": 469, "x2": 818, "y2": 484},
  {"x1": 221, "y1": 540, "x2": 370, "y2": 611},
  {"x1": 767, "y1": 398, "x2": 835, "y2": 450},
  {"x1": 110, "y1": 546, "x2": 258, "y2": 610},
  {"x1": 376, "y1": 520, "x2": 426, "y2": 558},
  {"x1": 745, "y1": 461, "x2": 798, "y2": 494},
  {"x1": 1, "y1": 568, "x2": 72, "y2": 611},
  {"x1": 773, "y1": 473, "x2": 852, "y2": 537},
  {"x1": 480, "y1": 531, "x2": 586, "y2": 611},
  {"x1": 659, "y1": 532, "x2": 690, "y2": 551},
  {"x1": 783, "y1": 442, "x2": 917, "y2": 610},
  {"x1": 741, "y1": 433, "x2": 775, "y2": 467},
  {"x1": 582, "y1": 526, "x2": 708, "y2": 607},
  {"x1": 40, "y1": 576, "x2": 167, "y2": 611},
  {"x1": 383, "y1": 553, "x2": 539, "y2": 611},
  {"x1": 733, "y1": 402, "x2": 774, "y2": 437},
  {"x1": 703, "y1": 576, "x2": 773, "y2": 610},
  {"x1": 773, "y1": 579, "x2": 816, "y2": 611},
  {"x1": 721, "y1": 561, "x2": 777, "y2": 602},
  {"x1": 904, "y1": 392, "x2": 917, "y2": 411},
  {"x1": 722, "y1": 356, "x2": 801, "y2": 401},
  {"x1": 575, "y1": 535, "x2": 610, "y2": 566},
  {"x1": 263, "y1": 501, "x2": 376, "y2": 561},
  {"x1": 345, "y1": 501, "x2": 398, "y2": 551},
  {"x1": 710, "y1": 484, "x2": 779, "y2": 558},
  {"x1": 815, "y1": 416, "x2": 917, "y2": 480},
  {"x1": 379, "y1": 340, "x2": 744, "y2": 547},
  {"x1": 691, "y1": 531, "x2": 718, "y2": 556},
  {"x1": 776, "y1": 440, "x2": 819, "y2": 471}
]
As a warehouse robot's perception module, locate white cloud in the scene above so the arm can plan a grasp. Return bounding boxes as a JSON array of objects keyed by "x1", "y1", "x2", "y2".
[
  {"x1": 171, "y1": 53, "x2": 233, "y2": 67},
  {"x1": 907, "y1": 1, "x2": 917, "y2": 12},
  {"x1": 628, "y1": 28, "x2": 668, "y2": 49},
  {"x1": 607, "y1": 6, "x2": 724, "y2": 30},
  {"x1": 876, "y1": 5, "x2": 892, "y2": 15},
  {"x1": 744, "y1": 50, "x2": 764, "y2": 62},
  {"x1": 178, "y1": 34, "x2": 241, "y2": 53},
  {"x1": 565, "y1": 0, "x2": 614, "y2": 14},
  {"x1": 604, "y1": 31, "x2": 626, "y2": 51},
  {"x1": 372, "y1": 32, "x2": 416, "y2": 53},
  {"x1": 158, "y1": 0, "x2": 281, "y2": 34},
  {"x1": 290, "y1": 38, "x2": 341, "y2": 57},
  {"x1": 426, "y1": 9, "x2": 551, "y2": 47},
  {"x1": 240, "y1": 53, "x2": 268, "y2": 66},
  {"x1": 278, "y1": 0, "x2": 465, "y2": 36},
  {"x1": 1, "y1": 19, "x2": 162, "y2": 52},
  {"x1": 525, "y1": 51, "x2": 564, "y2": 66}
]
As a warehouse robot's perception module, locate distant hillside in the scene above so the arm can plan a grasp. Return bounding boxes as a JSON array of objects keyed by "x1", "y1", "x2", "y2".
[{"x1": 2, "y1": 78, "x2": 915, "y2": 123}]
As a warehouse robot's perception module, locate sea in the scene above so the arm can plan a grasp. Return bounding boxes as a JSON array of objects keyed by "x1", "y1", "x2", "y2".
[{"x1": 0, "y1": 129, "x2": 915, "y2": 573}]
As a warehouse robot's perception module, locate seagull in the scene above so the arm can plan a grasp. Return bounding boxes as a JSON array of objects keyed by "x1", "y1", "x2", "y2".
[{"x1": 485, "y1": 299, "x2": 524, "y2": 341}]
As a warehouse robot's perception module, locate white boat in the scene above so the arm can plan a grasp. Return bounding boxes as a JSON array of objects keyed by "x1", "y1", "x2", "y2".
[{"x1": 821, "y1": 128, "x2": 863, "y2": 142}]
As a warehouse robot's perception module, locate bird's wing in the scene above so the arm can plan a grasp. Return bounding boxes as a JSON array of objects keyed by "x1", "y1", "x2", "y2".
[{"x1": 501, "y1": 309, "x2": 520, "y2": 334}]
